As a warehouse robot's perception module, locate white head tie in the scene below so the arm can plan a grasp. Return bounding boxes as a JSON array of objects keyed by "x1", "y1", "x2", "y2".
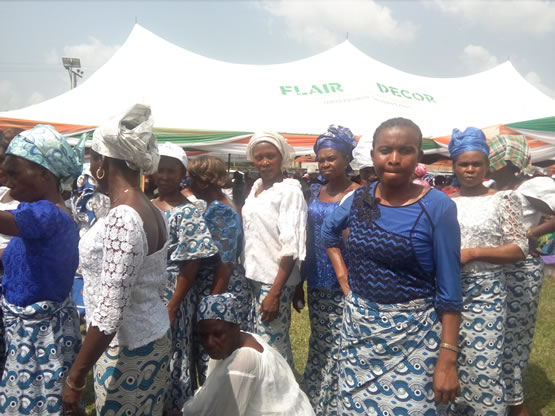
[
  {"x1": 158, "y1": 142, "x2": 188, "y2": 168},
  {"x1": 246, "y1": 132, "x2": 296, "y2": 169}
]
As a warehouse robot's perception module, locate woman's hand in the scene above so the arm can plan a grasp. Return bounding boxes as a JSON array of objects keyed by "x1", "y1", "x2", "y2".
[
  {"x1": 167, "y1": 304, "x2": 178, "y2": 328},
  {"x1": 433, "y1": 351, "x2": 460, "y2": 404},
  {"x1": 260, "y1": 291, "x2": 280, "y2": 322},
  {"x1": 292, "y1": 283, "x2": 305, "y2": 313},
  {"x1": 62, "y1": 380, "x2": 87, "y2": 416}
]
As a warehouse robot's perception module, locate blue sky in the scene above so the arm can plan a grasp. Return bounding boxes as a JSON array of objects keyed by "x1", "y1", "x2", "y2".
[{"x1": 1, "y1": 0, "x2": 554, "y2": 112}]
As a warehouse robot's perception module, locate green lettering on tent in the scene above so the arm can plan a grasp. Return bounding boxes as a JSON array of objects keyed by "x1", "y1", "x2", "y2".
[
  {"x1": 323, "y1": 84, "x2": 330, "y2": 93},
  {"x1": 310, "y1": 85, "x2": 323, "y2": 94},
  {"x1": 377, "y1": 83, "x2": 388, "y2": 93},
  {"x1": 329, "y1": 83, "x2": 343, "y2": 92},
  {"x1": 280, "y1": 86, "x2": 293, "y2": 95},
  {"x1": 401, "y1": 90, "x2": 412, "y2": 99},
  {"x1": 294, "y1": 86, "x2": 301, "y2": 95},
  {"x1": 423, "y1": 94, "x2": 435, "y2": 103}
]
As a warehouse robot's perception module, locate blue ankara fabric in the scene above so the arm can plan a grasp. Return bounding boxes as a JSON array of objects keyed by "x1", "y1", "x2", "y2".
[
  {"x1": 198, "y1": 293, "x2": 240, "y2": 324},
  {"x1": 302, "y1": 184, "x2": 343, "y2": 290},
  {"x1": 313, "y1": 125, "x2": 357, "y2": 160},
  {"x1": 448, "y1": 127, "x2": 490, "y2": 161},
  {"x1": 7, "y1": 125, "x2": 83, "y2": 191},
  {"x1": 322, "y1": 183, "x2": 462, "y2": 311},
  {"x1": 203, "y1": 201, "x2": 243, "y2": 264},
  {"x1": 2, "y1": 200, "x2": 79, "y2": 307}
]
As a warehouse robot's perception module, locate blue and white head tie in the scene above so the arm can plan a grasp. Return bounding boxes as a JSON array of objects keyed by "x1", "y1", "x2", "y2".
[
  {"x1": 314, "y1": 125, "x2": 357, "y2": 161},
  {"x1": 198, "y1": 293, "x2": 240, "y2": 325},
  {"x1": 7, "y1": 124, "x2": 84, "y2": 191},
  {"x1": 448, "y1": 127, "x2": 490, "y2": 162}
]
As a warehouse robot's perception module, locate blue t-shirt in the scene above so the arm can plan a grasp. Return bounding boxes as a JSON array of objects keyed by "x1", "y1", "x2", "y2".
[
  {"x1": 322, "y1": 183, "x2": 462, "y2": 311},
  {"x1": 302, "y1": 184, "x2": 343, "y2": 290},
  {"x1": 2, "y1": 200, "x2": 79, "y2": 306}
]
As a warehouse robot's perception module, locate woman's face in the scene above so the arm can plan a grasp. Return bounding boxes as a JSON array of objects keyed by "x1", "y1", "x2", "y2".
[
  {"x1": 252, "y1": 142, "x2": 283, "y2": 182},
  {"x1": 3, "y1": 155, "x2": 45, "y2": 202},
  {"x1": 371, "y1": 126, "x2": 421, "y2": 188},
  {"x1": 453, "y1": 151, "x2": 489, "y2": 189},
  {"x1": 317, "y1": 148, "x2": 348, "y2": 182},
  {"x1": 198, "y1": 319, "x2": 239, "y2": 360},
  {"x1": 154, "y1": 156, "x2": 186, "y2": 195}
]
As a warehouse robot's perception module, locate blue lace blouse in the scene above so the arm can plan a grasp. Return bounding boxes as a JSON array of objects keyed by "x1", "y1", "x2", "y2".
[
  {"x1": 202, "y1": 201, "x2": 243, "y2": 266},
  {"x1": 302, "y1": 184, "x2": 343, "y2": 291},
  {"x1": 2, "y1": 200, "x2": 79, "y2": 306},
  {"x1": 322, "y1": 183, "x2": 462, "y2": 311}
]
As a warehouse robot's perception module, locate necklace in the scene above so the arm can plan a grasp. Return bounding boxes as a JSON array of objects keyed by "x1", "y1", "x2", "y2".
[{"x1": 111, "y1": 188, "x2": 132, "y2": 206}]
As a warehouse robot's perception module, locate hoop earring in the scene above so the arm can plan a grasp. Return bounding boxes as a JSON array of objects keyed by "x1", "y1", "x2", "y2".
[{"x1": 96, "y1": 167, "x2": 105, "y2": 180}]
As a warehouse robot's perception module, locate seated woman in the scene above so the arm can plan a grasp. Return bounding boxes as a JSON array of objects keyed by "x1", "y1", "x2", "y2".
[
  {"x1": 182, "y1": 293, "x2": 315, "y2": 416},
  {"x1": 0, "y1": 124, "x2": 83, "y2": 414}
]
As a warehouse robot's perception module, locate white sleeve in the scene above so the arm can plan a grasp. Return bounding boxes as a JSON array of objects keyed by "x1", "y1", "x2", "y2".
[
  {"x1": 90, "y1": 207, "x2": 145, "y2": 335},
  {"x1": 182, "y1": 348, "x2": 260, "y2": 416},
  {"x1": 277, "y1": 183, "x2": 308, "y2": 261},
  {"x1": 500, "y1": 192, "x2": 528, "y2": 257}
]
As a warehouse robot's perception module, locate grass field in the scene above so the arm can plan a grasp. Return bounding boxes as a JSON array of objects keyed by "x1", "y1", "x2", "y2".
[{"x1": 83, "y1": 275, "x2": 555, "y2": 415}]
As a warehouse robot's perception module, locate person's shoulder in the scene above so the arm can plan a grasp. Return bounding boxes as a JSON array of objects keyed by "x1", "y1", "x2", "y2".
[
  {"x1": 421, "y1": 188, "x2": 457, "y2": 217},
  {"x1": 280, "y1": 178, "x2": 303, "y2": 191}
]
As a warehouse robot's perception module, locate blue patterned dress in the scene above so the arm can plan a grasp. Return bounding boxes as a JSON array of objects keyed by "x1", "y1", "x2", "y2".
[
  {"x1": 322, "y1": 183, "x2": 462, "y2": 416},
  {"x1": 301, "y1": 184, "x2": 345, "y2": 416},
  {"x1": 192, "y1": 201, "x2": 252, "y2": 384},
  {"x1": 0, "y1": 201, "x2": 81, "y2": 415},
  {"x1": 158, "y1": 202, "x2": 218, "y2": 413},
  {"x1": 451, "y1": 191, "x2": 527, "y2": 416}
]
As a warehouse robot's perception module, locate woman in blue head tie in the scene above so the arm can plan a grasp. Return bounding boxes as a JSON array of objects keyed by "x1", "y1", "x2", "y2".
[
  {"x1": 322, "y1": 117, "x2": 462, "y2": 415},
  {"x1": 296, "y1": 124, "x2": 359, "y2": 415},
  {"x1": 0, "y1": 124, "x2": 83, "y2": 415},
  {"x1": 448, "y1": 127, "x2": 527, "y2": 416}
]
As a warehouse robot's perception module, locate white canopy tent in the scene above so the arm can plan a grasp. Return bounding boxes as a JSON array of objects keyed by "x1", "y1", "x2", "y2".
[{"x1": 1, "y1": 24, "x2": 555, "y2": 159}]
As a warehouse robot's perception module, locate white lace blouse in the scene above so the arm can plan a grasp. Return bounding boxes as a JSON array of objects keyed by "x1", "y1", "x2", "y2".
[
  {"x1": 80, "y1": 205, "x2": 170, "y2": 349},
  {"x1": 453, "y1": 190, "x2": 528, "y2": 274},
  {"x1": 242, "y1": 178, "x2": 307, "y2": 286}
]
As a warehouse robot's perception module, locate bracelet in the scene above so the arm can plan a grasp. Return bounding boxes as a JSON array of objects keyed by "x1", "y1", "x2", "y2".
[
  {"x1": 440, "y1": 342, "x2": 459, "y2": 353},
  {"x1": 65, "y1": 376, "x2": 86, "y2": 392}
]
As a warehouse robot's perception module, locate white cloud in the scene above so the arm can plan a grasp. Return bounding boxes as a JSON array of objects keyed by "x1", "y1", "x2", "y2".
[
  {"x1": 432, "y1": 0, "x2": 555, "y2": 35},
  {"x1": 460, "y1": 44, "x2": 499, "y2": 72},
  {"x1": 46, "y1": 37, "x2": 120, "y2": 76},
  {"x1": 259, "y1": 0, "x2": 417, "y2": 48},
  {"x1": 0, "y1": 80, "x2": 23, "y2": 111},
  {"x1": 525, "y1": 71, "x2": 555, "y2": 98}
]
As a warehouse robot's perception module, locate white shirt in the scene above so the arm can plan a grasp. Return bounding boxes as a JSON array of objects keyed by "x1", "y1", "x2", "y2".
[
  {"x1": 80, "y1": 205, "x2": 170, "y2": 349},
  {"x1": 242, "y1": 178, "x2": 307, "y2": 286},
  {"x1": 0, "y1": 186, "x2": 19, "y2": 250},
  {"x1": 182, "y1": 333, "x2": 315, "y2": 416},
  {"x1": 516, "y1": 176, "x2": 555, "y2": 230}
]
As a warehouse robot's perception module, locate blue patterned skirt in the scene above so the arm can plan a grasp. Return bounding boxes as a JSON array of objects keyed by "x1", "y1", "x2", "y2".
[
  {"x1": 94, "y1": 331, "x2": 171, "y2": 416},
  {"x1": 302, "y1": 287, "x2": 344, "y2": 416},
  {"x1": 449, "y1": 270, "x2": 507, "y2": 416},
  {"x1": 339, "y1": 292, "x2": 443, "y2": 416},
  {"x1": 503, "y1": 257, "x2": 543, "y2": 406},
  {"x1": 0, "y1": 296, "x2": 81, "y2": 415},
  {"x1": 249, "y1": 279, "x2": 295, "y2": 368}
]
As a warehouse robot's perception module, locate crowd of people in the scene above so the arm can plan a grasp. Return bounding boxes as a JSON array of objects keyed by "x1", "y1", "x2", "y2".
[{"x1": 0, "y1": 105, "x2": 553, "y2": 416}]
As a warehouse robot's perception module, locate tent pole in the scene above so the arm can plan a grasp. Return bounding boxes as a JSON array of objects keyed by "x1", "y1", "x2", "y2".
[{"x1": 227, "y1": 154, "x2": 231, "y2": 172}]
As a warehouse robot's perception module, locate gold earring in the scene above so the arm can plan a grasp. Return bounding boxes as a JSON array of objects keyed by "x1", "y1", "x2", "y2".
[{"x1": 96, "y1": 167, "x2": 105, "y2": 180}]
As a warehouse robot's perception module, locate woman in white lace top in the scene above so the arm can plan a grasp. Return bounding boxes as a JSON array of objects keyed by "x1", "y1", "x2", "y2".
[
  {"x1": 447, "y1": 127, "x2": 527, "y2": 416},
  {"x1": 62, "y1": 105, "x2": 171, "y2": 416},
  {"x1": 488, "y1": 134, "x2": 555, "y2": 416},
  {"x1": 242, "y1": 132, "x2": 307, "y2": 367}
]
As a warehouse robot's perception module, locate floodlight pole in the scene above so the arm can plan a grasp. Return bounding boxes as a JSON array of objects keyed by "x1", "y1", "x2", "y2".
[{"x1": 62, "y1": 57, "x2": 83, "y2": 89}]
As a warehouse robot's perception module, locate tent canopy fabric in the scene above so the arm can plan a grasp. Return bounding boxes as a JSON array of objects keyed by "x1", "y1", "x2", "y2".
[{"x1": 1, "y1": 24, "x2": 555, "y2": 159}]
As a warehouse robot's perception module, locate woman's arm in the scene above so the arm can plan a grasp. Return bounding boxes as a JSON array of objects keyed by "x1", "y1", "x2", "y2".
[
  {"x1": 260, "y1": 255, "x2": 295, "y2": 322},
  {"x1": 433, "y1": 311, "x2": 462, "y2": 404},
  {"x1": 0, "y1": 211, "x2": 19, "y2": 236},
  {"x1": 210, "y1": 260, "x2": 233, "y2": 294},
  {"x1": 326, "y1": 247, "x2": 349, "y2": 295},
  {"x1": 168, "y1": 259, "x2": 201, "y2": 326},
  {"x1": 461, "y1": 244, "x2": 526, "y2": 265}
]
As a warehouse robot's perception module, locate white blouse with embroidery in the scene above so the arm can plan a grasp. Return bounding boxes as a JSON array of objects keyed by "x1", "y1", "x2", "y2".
[
  {"x1": 453, "y1": 190, "x2": 528, "y2": 274},
  {"x1": 242, "y1": 178, "x2": 307, "y2": 286},
  {"x1": 80, "y1": 204, "x2": 170, "y2": 349}
]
